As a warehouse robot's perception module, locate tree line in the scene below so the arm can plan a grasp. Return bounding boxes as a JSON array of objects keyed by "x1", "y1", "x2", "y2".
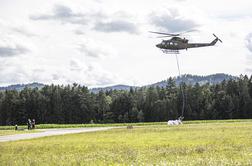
[{"x1": 0, "y1": 75, "x2": 252, "y2": 125}]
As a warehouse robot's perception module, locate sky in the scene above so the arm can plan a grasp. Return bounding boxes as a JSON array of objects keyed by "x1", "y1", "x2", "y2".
[{"x1": 0, "y1": 0, "x2": 252, "y2": 87}]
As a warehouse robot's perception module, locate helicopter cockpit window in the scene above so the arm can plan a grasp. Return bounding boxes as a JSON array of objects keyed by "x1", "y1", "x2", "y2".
[
  {"x1": 174, "y1": 43, "x2": 178, "y2": 46},
  {"x1": 170, "y1": 42, "x2": 173, "y2": 45},
  {"x1": 161, "y1": 41, "x2": 165, "y2": 45}
]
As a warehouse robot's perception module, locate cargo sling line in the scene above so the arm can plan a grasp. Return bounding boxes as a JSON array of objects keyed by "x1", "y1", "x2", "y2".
[{"x1": 175, "y1": 54, "x2": 185, "y2": 117}]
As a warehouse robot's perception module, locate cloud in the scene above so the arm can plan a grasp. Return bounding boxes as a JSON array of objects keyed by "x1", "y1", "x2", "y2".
[
  {"x1": 11, "y1": 27, "x2": 37, "y2": 37},
  {"x1": 245, "y1": 33, "x2": 252, "y2": 73},
  {"x1": 0, "y1": 21, "x2": 32, "y2": 57},
  {"x1": 93, "y1": 20, "x2": 138, "y2": 34},
  {"x1": 0, "y1": 20, "x2": 36, "y2": 38},
  {"x1": 52, "y1": 74, "x2": 61, "y2": 81},
  {"x1": 149, "y1": 8, "x2": 198, "y2": 32},
  {"x1": 82, "y1": 63, "x2": 117, "y2": 86},
  {"x1": 30, "y1": 4, "x2": 139, "y2": 34},
  {"x1": 245, "y1": 33, "x2": 252, "y2": 52},
  {"x1": 0, "y1": 53, "x2": 117, "y2": 86},
  {"x1": 70, "y1": 59, "x2": 83, "y2": 71},
  {"x1": 78, "y1": 44, "x2": 99, "y2": 58},
  {"x1": 74, "y1": 29, "x2": 85, "y2": 35},
  {"x1": 92, "y1": 75, "x2": 115, "y2": 86},
  {"x1": 77, "y1": 40, "x2": 117, "y2": 58},
  {"x1": 30, "y1": 5, "x2": 87, "y2": 25},
  {"x1": 0, "y1": 62, "x2": 29, "y2": 85},
  {"x1": 0, "y1": 45, "x2": 29, "y2": 57},
  {"x1": 67, "y1": 60, "x2": 117, "y2": 86}
]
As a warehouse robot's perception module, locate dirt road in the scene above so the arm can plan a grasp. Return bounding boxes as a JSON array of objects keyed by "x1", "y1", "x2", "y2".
[{"x1": 0, "y1": 127, "x2": 114, "y2": 142}]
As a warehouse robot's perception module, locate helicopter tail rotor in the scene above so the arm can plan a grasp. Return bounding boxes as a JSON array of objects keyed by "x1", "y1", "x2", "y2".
[{"x1": 213, "y1": 34, "x2": 222, "y2": 43}]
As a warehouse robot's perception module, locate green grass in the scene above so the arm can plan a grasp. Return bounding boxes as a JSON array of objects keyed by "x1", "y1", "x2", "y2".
[{"x1": 0, "y1": 120, "x2": 252, "y2": 165}]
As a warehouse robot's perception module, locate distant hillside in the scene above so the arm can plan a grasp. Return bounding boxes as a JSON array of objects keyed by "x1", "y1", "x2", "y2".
[
  {"x1": 91, "y1": 85, "x2": 137, "y2": 93},
  {"x1": 0, "y1": 73, "x2": 238, "y2": 92},
  {"x1": 0, "y1": 83, "x2": 45, "y2": 91},
  {"x1": 91, "y1": 73, "x2": 238, "y2": 92},
  {"x1": 151, "y1": 73, "x2": 238, "y2": 88}
]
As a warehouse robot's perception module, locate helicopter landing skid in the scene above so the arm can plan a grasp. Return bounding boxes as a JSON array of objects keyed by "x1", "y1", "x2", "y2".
[{"x1": 161, "y1": 49, "x2": 179, "y2": 54}]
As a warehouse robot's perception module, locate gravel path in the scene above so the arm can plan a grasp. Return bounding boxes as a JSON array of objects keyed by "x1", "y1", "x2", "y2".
[{"x1": 0, "y1": 127, "x2": 115, "y2": 142}]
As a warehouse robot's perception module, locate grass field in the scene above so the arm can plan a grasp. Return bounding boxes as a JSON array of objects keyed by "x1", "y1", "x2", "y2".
[{"x1": 0, "y1": 120, "x2": 252, "y2": 165}]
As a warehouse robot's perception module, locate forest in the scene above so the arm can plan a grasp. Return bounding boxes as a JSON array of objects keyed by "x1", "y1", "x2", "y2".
[{"x1": 0, "y1": 75, "x2": 252, "y2": 125}]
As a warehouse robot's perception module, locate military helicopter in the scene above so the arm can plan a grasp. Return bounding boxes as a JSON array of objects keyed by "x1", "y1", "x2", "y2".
[{"x1": 150, "y1": 31, "x2": 222, "y2": 54}]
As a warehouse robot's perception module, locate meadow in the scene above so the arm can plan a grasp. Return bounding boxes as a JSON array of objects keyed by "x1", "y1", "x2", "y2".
[{"x1": 0, "y1": 120, "x2": 252, "y2": 165}]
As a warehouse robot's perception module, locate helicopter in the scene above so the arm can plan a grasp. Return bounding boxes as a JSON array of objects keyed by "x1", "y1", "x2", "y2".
[{"x1": 150, "y1": 31, "x2": 222, "y2": 54}]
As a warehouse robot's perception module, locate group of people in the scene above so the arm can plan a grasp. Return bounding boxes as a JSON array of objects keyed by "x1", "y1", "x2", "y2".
[{"x1": 27, "y1": 119, "x2": 36, "y2": 130}]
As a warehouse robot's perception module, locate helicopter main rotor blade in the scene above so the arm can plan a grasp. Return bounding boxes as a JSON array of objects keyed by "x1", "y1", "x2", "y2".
[
  {"x1": 149, "y1": 29, "x2": 198, "y2": 36},
  {"x1": 149, "y1": 31, "x2": 179, "y2": 36},
  {"x1": 156, "y1": 35, "x2": 174, "y2": 38}
]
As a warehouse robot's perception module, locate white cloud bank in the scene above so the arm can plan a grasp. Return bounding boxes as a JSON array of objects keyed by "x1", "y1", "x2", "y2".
[{"x1": 0, "y1": 0, "x2": 252, "y2": 87}]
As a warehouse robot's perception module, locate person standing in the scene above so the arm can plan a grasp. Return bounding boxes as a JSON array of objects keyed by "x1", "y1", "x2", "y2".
[
  {"x1": 27, "y1": 119, "x2": 31, "y2": 130},
  {"x1": 32, "y1": 119, "x2": 36, "y2": 129}
]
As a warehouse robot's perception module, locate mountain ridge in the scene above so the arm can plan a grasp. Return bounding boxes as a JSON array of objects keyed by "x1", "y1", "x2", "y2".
[
  {"x1": 0, "y1": 73, "x2": 238, "y2": 92},
  {"x1": 0, "y1": 82, "x2": 45, "y2": 91}
]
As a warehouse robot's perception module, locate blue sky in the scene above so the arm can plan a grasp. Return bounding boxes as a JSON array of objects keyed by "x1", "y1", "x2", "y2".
[{"x1": 0, "y1": 0, "x2": 252, "y2": 87}]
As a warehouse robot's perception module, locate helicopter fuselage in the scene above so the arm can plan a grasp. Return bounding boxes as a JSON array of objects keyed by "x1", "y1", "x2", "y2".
[{"x1": 156, "y1": 37, "x2": 219, "y2": 50}]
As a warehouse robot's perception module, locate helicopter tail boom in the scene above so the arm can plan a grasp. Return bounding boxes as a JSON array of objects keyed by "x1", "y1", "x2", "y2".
[{"x1": 210, "y1": 38, "x2": 218, "y2": 46}]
